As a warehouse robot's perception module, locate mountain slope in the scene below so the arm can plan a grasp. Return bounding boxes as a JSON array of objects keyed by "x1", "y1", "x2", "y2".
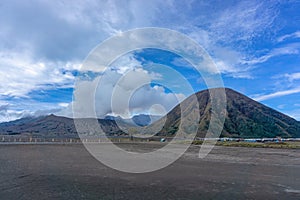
[
  {"x1": 157, "y1": 88, "x2": 300, "y2": 138},
  {"x1": 105, "y1": 114, "x2": 162, "y2": 126},
  {"x1": 0, "y1": 114, "x2": 123, "y2": 137},
  {"x1": 0, "y1": 88, "x2": 299, "y2": 138}
]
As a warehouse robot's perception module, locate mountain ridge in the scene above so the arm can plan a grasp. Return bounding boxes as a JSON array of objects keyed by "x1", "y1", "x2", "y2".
[
  {"x1": 156, "y1": 88, "x2": 300, "y2": 138},
  {"x1": 0, "y1": 88, "x2": 299, "y2": 138}
]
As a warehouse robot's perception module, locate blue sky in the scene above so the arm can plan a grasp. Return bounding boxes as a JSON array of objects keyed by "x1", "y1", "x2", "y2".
[{"x1": 0, "y1": 0, "x2": 300, "y2": 122}]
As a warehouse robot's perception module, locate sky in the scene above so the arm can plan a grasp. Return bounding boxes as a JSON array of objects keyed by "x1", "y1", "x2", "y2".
[{"x1": 0, "y1": 0, "x2": 300, "y2": 122}]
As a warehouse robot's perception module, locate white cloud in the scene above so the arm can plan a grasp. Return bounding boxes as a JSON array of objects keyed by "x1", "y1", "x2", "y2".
[
  {"x1": 208, "y1": 1, "x2": 278, "y2": 43},
  {"x1": 0, "y1": 0, "x2": 293, "y2": 121},
  {"x1": 170, "y1": 38, "x2": 250, "y2": 77},
  {"x1": 0, "y1": 102, "x2": 67, "y2": 123},
  {"x1": 70, "y1": 61, "x2": 186, "y2": 119},
  {"x1": 0, "y1": 108, "x2": 32, "y2": 123},
  {"x1": 68, "y1": 53, "x2": 187, "y2": 119},
  {"x1": 174, "y1": 0, "x2": 280, "y2": 79},
  {"x1": 214, "y1": 60, "x2": 252, "y2": 79},
  {"x1": 209, "y1": 46, "x2": 253, "y2": 78},
  {"x1": 0, "y1": 50, "x2": 78, "y2": 97},
  {"x1": 253, "y1": 87, "x2": 300, "y2": 101},
  {"x1": 277, "y1": 31, "x2": 300, "y2": 42},
  {"x1": 69, "y1": 78, "x2": 185, "y2": 119},
  {"x1": 58, "y1": 103, "x2": 69, "y2": 108},
  {"x1": 243, "y1": 45, "x2": 299, "y2": 65},
  {"x1": 72, "y1": 0, "x2": 281, "y2": 79},
  {"x1": 284, "y1": 72, "x2": 300, "y2": 82},
  {"x1": 111, "y1": 53, "x2": 144, "y2": 74},
  {"x1": 0, "y1": 0, "x2": 282, "y2": 97},
  {"x1": 271, "y1": 71, "x2": 300, "y2": 91}
]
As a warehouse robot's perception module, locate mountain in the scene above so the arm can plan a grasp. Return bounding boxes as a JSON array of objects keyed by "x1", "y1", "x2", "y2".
[
  {"x1": 105, "y1": 114, "x2": 161, "y2": 126},
  {"x1": 131, "y1": 114, "x2": 161, "y2": 126},
  {"x1": 0, "y1": 114, "x2": 123, "y2": 137},
  {"x1": 0, "y1": 88, "x2": 299, "y2": 138},
  {"x1": 0, "y1": 114, "x2": 161, "y2": 137},
  {"x1": 157, "y1": 88, "x2": 300, "y2": 138}
]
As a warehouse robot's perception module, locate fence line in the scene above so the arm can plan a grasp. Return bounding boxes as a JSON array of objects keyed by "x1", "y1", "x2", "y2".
[{"x1": 0, "y1": 135, "x2": 299, "y2": 144}]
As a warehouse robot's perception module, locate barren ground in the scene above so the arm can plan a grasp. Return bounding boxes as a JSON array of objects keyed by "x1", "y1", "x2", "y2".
[{"x1": 0, "y1": 143, "x2": 299, "y2": 199}]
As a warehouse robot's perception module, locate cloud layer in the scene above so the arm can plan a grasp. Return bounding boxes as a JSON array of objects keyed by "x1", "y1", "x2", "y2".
[{"x1": 1, "y1": 0, "x2": 300, "y2": 121}]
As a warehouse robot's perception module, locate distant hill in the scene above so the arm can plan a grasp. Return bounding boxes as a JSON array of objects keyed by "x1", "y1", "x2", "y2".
[
  {"x1": 0, "y1": 88, "x2": 299, "y2": 138},
  {"x1": 0, "y1": 114, "x2": 123, "y2": 137},
  {"x1": 157, "y1": 88, "x2": 300, "y2": 138},
  {"x1": 105, "y1": 114, "x2": 162, "y2": 126}
]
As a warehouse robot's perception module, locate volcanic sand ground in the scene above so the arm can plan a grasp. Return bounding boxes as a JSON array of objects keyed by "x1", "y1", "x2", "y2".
[{"x1": 0, "y1": 143, "x2": 299, "y2": 200}]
